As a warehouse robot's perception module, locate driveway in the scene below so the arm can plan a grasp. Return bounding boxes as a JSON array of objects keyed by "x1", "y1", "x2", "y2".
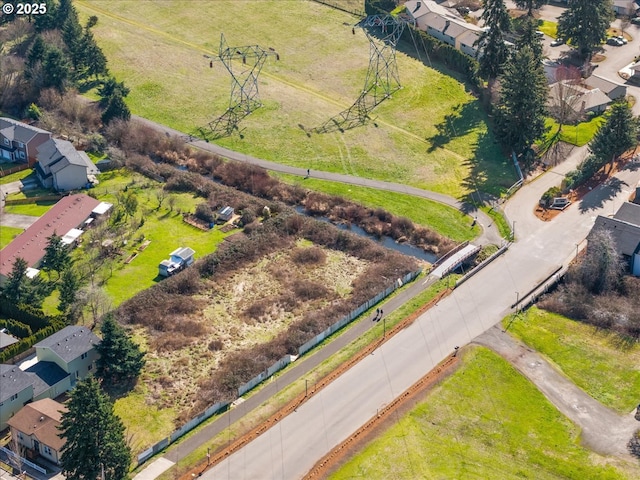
[{"x1": 475, "y1": 325, "x2": 639, "y2": 457}]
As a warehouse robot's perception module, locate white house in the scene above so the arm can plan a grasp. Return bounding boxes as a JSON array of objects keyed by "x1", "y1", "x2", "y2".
[
  {"x1": 404, "y1": 0, "x2": 484, "y2": 57},
  {"x1": 35, "y1": 138, "x2": 99, "y2": 191},
  {"x1": 159, "y1": 247, "x2": 196, "y2": 277}
]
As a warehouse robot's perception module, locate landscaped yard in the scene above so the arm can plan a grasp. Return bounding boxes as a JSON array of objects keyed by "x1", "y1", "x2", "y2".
[
  {"x1": 504, "y1": 306, "x2": 640, "y2": 413},
  {"x1": 0, "y1": 226, "x2": 23, "y2": 249},
  {"x1": 543, "y1": 115, "x2": 606, "y2": 147},
  {"x1": 0, "y1": 169, "x2": 36, "y2": 185},
  {"x1": 274, "y1": 173, "x2": 480, "y2": 242},
  {"x1": 3, "y1": 200, "x2": 57, "y2": 216},
  {"x1": 330, "y1": 347, "x2": 637, "y2": 479},
  {"x1": 74, "y1": 0, "x2": 516, "y2": 198},
  {"x1": 538, "y1": 20, "x2": 558, "y2": 39},
  {"x1": 76, "y1": 169, "x2": 235, "y2": 306}
]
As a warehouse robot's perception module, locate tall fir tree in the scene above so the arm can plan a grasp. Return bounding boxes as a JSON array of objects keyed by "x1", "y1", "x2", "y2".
[
  {"x1": 588, "y1": 100, "x2": 638, "y2": 170},
  {"x1": 96, "y1": 315, "x2": 146, "y2": 389},
  {"x1": 557, "y1": 0, "x2": 614, "y2": 61},
  {"x1": 41, "y1": 47, "x2": 70, "y2": 91},
  {"x1": 517, "y1": 16, "x2": 543, "y2": 62},
  {"x1": 475, "y1": 0, "x2": 511, "y2": 83},
  {"x1": 42, "y1": 232, "x2": 71, "y2": 279},
  {"x1": 58, "y1": 267, "x2": 80, "y2": 314},
  {"x1": 513, "y1": 0, "x2": 545, "y2": 16},
  {"x1": 59, "y1": 377, "x2": 131, "y2": 480},
  {"x1": 3, "y1": 258, "x2": 28, "y2": 304},
  {"x1": 494, "y1": 46, "x2": 549, "y2": 156}
]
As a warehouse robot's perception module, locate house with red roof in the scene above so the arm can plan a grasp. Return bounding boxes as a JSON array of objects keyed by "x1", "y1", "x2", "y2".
[{"x1": 0, "y1": 194, "x2": 100, "y2": 284}]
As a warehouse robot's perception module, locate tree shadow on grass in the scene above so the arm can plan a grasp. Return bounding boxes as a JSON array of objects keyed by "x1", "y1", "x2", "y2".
[
  {"x1": 578, "y1": 177, "x2": 627, "y2": 214},
  {"x1": 425, "y1": 101, "x2": 483, "y2": 153}
]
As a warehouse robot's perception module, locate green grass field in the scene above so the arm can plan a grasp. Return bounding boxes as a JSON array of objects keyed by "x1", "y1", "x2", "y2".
[
  {"x1": 75, "y1": 0, "x2": 516, "y2": 198},
  {"x1": 543, "y1": 115, "x2": 605, "y2": 147},
  {"x1": 330, "y1": 347, "x2": 636, "y2": 480},
  {"x1": 0, "y1": 226, "x2": 23, "y2": 249},
  {"x1": 505, "y1": 306, "x2": 640, "y2": 413},
  {"x1": 538, "y1": 20, "x2": 558, "y2": 39},
  {"x1": 85, "y1": 169, "x2": 236, "y2": 306},
  {"x1": 275, "y1": 173, "x2": 480, "y2": 242},
  {"x1": 3, "y1": 200, "x2": 57, "y2": 216},
  {"x1": 0, "y1": 169, "x2": 36, "y2": 185}
]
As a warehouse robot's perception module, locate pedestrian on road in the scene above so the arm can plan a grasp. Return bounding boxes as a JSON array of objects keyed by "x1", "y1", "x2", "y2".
[{"x1": 306, "y1": 168, "x2": 310, "y2": 178}]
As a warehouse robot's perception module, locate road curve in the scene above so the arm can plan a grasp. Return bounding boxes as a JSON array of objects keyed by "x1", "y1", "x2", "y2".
[{"x1": 132, "y1": 115, "x2": 503, "y2": 246}]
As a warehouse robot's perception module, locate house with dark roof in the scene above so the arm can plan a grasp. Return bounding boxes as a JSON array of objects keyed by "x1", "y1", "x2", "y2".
[
  {"x1": 0, "y1": 194, "x2": 100, "y2": 283},
  {"x1": 590, "y1": 202, "x2": 640, "y2": 276},
  {"x1": 34, "y1": 326, "x2": 100, "y2": 387},
  {"x1": 0, "y1": 329, "x2": 19, "y2": 350},
  {"x1": 0, "y1": 118, "x2": 51, "y2": 166},
  {"x1": 0, "y1": 365, "x2": 34, "y2": 430},
  {"x1": 7, "y1": 398, "x2": 67, "y2": 466},
  {"x1": 35, "y1": 138, "x2": 99, "y2": 192}
]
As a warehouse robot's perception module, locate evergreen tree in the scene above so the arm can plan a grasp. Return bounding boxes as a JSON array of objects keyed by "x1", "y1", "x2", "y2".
[
  {"x1": 494, "y1": 46, "x2": 549, "y2": 156},
  {"x1": 61, "y1": 9, "x2": 85, "y2": 76},
  {"x1": 58, "y1": 267, "x2": 80, "y2": 314},
  {"x1": 557, "y1": 0, "x2": 614, "y2": 61},
  {"x1": 98, "y1": 77, "x2": 130, "y2": 109},
  {"x1": 59, "y1": 377, "x2": 131, "y2": 480},
  {"x1": 513, "y1": 0, "x2": 545, "y2": 16},
  {"x1": 34, "y1": 0, "x2": 59, "y2": 32},
  {"x1": 42, "y1": 232, "x2": 71, "y2": 279},
  {"x1": 55, "y1": 0, "x2": 75, "y2": 27},
  {"x1": 26, "y1": 36, "x2": 47, "y2": 70},
  {"x1": 3, "y1": 258, "x2": 29, "y2": 304},
  {"x1": 475, "y1": 0, "x2": 511, "y2": 83},
  {"x1": 82, "y1": 30, "x2": 109, "y2": 80},
  {"x1": 589, "y1": 100, "x2": 638, "y2": 170},
  {"x1": 96, "y1": 315, "x2": 146, "y2": 389},
  {"x1": 41, "y1": 47, "x2": 70, "y2": 91},
  {"x1": 517, "y1": 16, "x2": 543, "y2": 62},
  {"x1": 101, "y1": 92, "x2": 131, "y2": 124}
]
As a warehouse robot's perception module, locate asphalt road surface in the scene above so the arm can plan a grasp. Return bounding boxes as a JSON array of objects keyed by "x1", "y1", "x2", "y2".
[{"x1": 202, "y1": 155, "x2": 640, "y2": 479}]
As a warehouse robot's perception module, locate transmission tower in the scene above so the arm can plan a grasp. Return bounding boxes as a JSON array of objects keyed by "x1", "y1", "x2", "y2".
[
  {"x1": 205, "y1": 34, "x2": 279, "y2": 139},
  {"x1": 314, "y1": 15, "x2": 412, "y2": 134}
]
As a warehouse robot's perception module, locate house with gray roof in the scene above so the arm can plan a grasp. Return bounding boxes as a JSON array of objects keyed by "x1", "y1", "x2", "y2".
[
  {"x1": 583, "y1": 75, "x2": 627, "y2": 101},
  {"x1": 405, "y1": 0, "x2": 484, "y2": 56},
  {"x1": 0, "y1": 117, "x2": 51, "y2": 166},
  {"x1": 0, "y1": 364, "x2": 34, "y2": 430},
  {"x1": 35, "y1": 138, "x2": 99, "y2": 192},
  {"x1": 34, "y1": 326, "x2": 100, "y2": 387},
  {"x1": 590, "y1": 202, "x2": 640, "y2": 276}
]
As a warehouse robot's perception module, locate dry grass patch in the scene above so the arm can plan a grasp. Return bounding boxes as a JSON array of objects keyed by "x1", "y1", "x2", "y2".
[{"x1": 135, "y1": 244, "x2": 368, "y2": 418}]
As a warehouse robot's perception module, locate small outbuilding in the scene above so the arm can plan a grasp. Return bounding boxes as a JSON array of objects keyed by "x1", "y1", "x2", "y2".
[
  {"x1": 158, "y1": 247, "x2": 195, "y2": 277},
  {"x1": 217, "y1": 206, "x2": 235, "y2": 223}
]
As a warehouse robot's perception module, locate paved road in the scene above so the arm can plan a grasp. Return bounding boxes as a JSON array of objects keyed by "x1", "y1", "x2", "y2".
[{"x1": 201, "y1": 150, "x2": 640, "y2": 478}]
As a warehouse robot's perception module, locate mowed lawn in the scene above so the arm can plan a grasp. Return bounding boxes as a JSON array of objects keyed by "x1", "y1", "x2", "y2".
[
  {"x1": 0, "y1": 226, "x2": 23, "y2": 249},
  {"x1": 505, "y1": 306, "x2": 640, "y2": 413},
  {"x1": 330, "y1": 347, "x2": 635, "y2": 480},
  {"x1": 75, "y1": 0, "x2": 516, "y2": 198},
  {"x1": 84, "y1": 170, "x2": 235, "y2": 306}
]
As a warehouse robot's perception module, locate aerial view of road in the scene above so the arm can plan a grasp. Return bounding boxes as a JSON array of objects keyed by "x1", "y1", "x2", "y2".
[{"x1": 201, "y1": 149, "x2": 640, "y2": 478}]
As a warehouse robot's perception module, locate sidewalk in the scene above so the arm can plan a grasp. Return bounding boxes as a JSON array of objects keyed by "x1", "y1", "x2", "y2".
[{"x1": 134, "y1": 273, "x2": 441, "y2": 479}]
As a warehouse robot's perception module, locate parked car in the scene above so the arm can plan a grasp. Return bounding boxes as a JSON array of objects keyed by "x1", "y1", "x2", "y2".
[
  {"x1": 535, "y1": 30, "x2": 544, "y2": 38},
  {"x1": 550, "y1": 38, "x2": 564, "y2": 47},
  {"x1": 632, "y1": 17, "x2": 640, "y2": 25},
  {"x1": 616, "y1": 35, "x2": 628, "y2": 44},
  {"x1": 607, "y1": 37, "x2": 624, "y2": 46}
]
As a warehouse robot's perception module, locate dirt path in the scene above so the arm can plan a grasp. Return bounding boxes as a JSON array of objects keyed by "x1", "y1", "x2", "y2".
[{"x1": 475, "y1": 325, "x2": 639, "y2": 457}]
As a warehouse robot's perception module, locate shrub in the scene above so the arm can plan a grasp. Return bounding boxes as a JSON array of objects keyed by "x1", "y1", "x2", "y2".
[
  {"x1": 194, "y1": 203, "x2": 215, "y2": 224},
  {"x1": 293, "y1": 280, "x2": 330, "y2": 301},
  {"x1": 291, "y1": 246, "x2": 326, "y2": 266}
]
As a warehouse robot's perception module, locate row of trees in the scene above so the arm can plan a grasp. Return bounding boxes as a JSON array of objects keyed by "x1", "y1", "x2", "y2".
[{"x1": 0, "y1": 0, "x2": 130, "y2": 123}]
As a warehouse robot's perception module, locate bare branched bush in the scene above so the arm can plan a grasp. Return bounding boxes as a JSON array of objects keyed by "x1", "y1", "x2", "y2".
[
  {"x1": 293, "y1": 280, "x2": 330, "y2": 301},
  {"x1": 291, "y1": 246, "x2": 326, "y2": 266}
]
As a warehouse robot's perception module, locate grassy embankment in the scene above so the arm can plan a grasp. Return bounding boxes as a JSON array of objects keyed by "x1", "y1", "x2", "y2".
[
  {"x1": 505, "y1": 306, "x2": 640, "y2": 413},
  {"x1": 75, "y1": 0, "x2": 516, "y2": 199},
  {"x1": 330, "y1": 346, "x2": 637, "y2": 479}
]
